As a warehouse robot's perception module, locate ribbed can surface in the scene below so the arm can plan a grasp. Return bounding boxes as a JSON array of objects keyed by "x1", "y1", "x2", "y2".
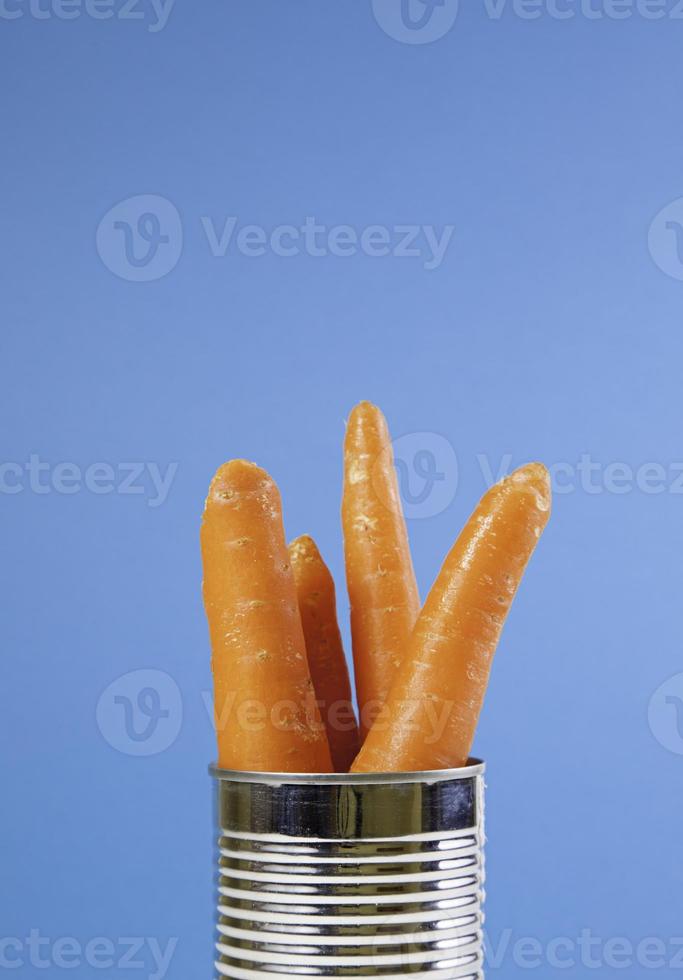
[{"x1": 211, "y1": 763, "x2": 486, "y2": 979}]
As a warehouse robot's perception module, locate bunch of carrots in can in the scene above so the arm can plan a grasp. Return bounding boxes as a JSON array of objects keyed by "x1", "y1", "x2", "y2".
[{"x1": 201, "y1": 401, "x2": 551, "y2": 774}]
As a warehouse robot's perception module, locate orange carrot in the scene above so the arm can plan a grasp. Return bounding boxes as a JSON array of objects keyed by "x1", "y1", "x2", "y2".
[
  {"x1": 201, "y1": 460, "x2": 332, "y2": 773},
  {"x1": 351, "y1": 463, "x2": 551, "y2": 773},
  {"x1": 342, "y1": 402, "x2": 420, "y2": 739},
  {"x1": 288, "y1": 535, "x2": 360, "y2": 772}
]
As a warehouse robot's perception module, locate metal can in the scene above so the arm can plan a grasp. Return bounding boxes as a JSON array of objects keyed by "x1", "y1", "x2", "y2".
[{"x1": 211, "y1": 762, "x2": 485, "y2": 978}]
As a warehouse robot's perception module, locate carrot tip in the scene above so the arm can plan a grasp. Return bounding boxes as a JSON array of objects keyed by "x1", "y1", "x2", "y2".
[
  {"x1": 208, "y1": 459, "x2": 274, "y2": 500},
  {"x1": 289, "y1": 535, "x2": 320, "y2": 561},
  {"x1": 508, "y1": 462, "x2": 551, "y2": 512},
  {"x1": 346, "y1": 400, "x2": 386, "y2": 430},
  {"x1": 345, "y1": 403, "x2": 392, "y2": 465},
  {"x1": 351, "y1": 399, "x2": 379, "y2": 413}
]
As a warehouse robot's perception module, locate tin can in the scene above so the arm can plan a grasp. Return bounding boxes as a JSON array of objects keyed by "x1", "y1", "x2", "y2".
[{"x1": 211, "y1": 762, "x2": 485, "y2": 978}]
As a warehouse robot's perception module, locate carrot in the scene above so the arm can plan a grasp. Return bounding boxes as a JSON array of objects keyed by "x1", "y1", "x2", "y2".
[
  {"x1": 201, "y1": 460, "x2": 332, "y2": 773},
  {"x1": 342, "y1": 402, "x2": 420, "y2": 739},
  {"x1": 351, "y1": 463, "x2": 551, "y2": 773},
  {"x1": 288, "y1": 535, "x2": 360, "y2": 772}
]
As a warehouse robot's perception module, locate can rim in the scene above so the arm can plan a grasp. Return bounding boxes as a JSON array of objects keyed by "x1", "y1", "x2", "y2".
[{"x1": 209, "y1": 758, "x2": 485, "y2": 785}]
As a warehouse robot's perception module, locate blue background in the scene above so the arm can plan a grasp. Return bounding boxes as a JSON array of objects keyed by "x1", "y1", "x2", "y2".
[{"x1": 2, "y1": 1, "x2": 683, "y2": 976}]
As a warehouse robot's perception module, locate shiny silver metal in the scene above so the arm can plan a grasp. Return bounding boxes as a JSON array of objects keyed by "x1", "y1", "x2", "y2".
[{"x1": 210, "y1": 762, "x2": 486, "y2": 979}]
